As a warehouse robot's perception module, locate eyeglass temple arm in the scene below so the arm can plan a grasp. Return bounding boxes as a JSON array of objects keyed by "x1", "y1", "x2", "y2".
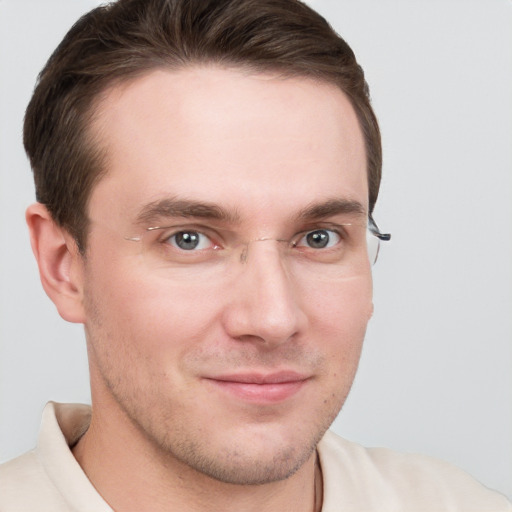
[{"x1": 368, "y1": 216, "x2": 391, "y2": 241}]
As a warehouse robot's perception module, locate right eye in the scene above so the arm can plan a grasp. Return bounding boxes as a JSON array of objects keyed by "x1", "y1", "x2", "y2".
[{"x1": 165, "y1": 231, "x2": 214, "y2": 251}]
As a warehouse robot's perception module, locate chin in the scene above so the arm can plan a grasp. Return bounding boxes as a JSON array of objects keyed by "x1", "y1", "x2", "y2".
[
  {"x1": 158, "y1": 419, "x2": 328, "y2": 486},
  {"x1": 176, "y1": 441, "x2": 315, "y2": 485}
]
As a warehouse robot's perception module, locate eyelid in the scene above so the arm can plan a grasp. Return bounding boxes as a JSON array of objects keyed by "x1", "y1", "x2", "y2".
[
  {"x1": 141, "y1": 222, "x2": 354, "y2": 247},
  {"x1": 292, "y1": 222, "x2": 352, "y2": 241},
  {"x1": 291, "y1": 227, "x2": 342, "y2": 248},
  {"x1": 147, "y1": 224, "x2": 220, "y2": 238},
  {"x1": 147, "y1": 225, "x2": 223, "y2": 250}
]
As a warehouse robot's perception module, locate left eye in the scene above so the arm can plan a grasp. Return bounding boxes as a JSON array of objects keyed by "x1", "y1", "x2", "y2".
[
  {"x1": 166, "y1": 231, "x2": 213, "y2": 251},
  {"x1": 296, "y1": 229, "x2": 340, "y2": 249}
]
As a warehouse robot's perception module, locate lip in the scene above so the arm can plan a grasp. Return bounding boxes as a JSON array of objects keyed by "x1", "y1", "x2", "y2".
[{"x1": 204, "y1": 371, "x2": 309, "y2": 403}]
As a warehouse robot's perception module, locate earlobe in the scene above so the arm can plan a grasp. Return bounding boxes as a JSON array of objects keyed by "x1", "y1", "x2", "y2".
[{"x1": 26, "y1": 203, "x2": 86, "y2": 323}]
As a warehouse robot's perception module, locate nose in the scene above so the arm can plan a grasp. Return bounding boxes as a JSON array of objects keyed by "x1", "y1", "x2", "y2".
[{"x1": 221, "y1": 239, "x2": 307, "y2": 347}]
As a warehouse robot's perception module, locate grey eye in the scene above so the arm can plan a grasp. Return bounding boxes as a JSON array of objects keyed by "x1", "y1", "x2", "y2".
[
  {"x1": 298, "y1": 229, "x2": 340, "y2": 249},
  {"x1": 169, "y1": 231, "x2": 210, "y2": 251}
]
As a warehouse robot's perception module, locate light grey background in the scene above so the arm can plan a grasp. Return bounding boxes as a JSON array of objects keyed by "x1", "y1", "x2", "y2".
[{"x1": 1, "y1": 0, "x2": 511, "y2": 500}]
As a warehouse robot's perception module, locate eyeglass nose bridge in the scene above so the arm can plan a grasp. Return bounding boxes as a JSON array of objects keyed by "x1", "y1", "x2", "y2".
[{"x1": 239, "y1": 237, "x2": 290, "y2": 264}]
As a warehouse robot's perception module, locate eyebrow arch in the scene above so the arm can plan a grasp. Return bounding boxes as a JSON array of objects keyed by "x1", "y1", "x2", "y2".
[
  {"x1": 134, "y1": 196, "x2": 366, "y2": 228},
  {"x1": 296, "y1": 198, "x2": 367, "y2": 221},
  {"x1": 134, "y1": 197, "x2": 241, "y2": 226}
]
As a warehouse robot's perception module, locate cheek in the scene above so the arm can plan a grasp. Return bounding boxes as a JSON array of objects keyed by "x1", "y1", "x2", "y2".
[
  {"x1": 301, "y1": 274, "x2": 372, "y2": 388},
  {"x1": 304, "y1": 274, "x2": 373, "y2": 339},
  {"x1": 85, "y1": 264, "x2": 224, "y2": 360}
]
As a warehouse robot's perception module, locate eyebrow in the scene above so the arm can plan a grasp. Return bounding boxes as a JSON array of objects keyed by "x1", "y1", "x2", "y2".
[
  {"x1": 134, "y1": 196, "x2": 367, "y2": 227},
  {"x1": 296, "y1": 198, "x2": 367, "y2": 221},
  {"x1": 134, "y1": 198, "x2": 241, "y2": 226}
]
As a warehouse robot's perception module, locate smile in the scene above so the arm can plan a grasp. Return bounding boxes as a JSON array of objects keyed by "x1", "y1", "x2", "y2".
[{"x1": 204, "y1": 371, "x2": 309, "y2": 403}]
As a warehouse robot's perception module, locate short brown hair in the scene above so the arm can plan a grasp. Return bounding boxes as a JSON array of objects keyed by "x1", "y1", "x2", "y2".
[{"x1": 24, "y1": 0, "x2": 382, "y2": 252}]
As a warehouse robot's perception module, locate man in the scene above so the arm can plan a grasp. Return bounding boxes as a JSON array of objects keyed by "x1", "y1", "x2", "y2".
[{"x1": 0, "y1": 0, "x2": 510, "y2": 510}]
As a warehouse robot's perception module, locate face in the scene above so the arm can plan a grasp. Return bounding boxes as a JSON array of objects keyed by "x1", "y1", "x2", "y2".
[{"x1": 81, "y1": 67, "x2": 372, "y2": 485}]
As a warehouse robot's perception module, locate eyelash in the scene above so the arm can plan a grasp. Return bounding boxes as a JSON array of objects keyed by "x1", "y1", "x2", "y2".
[
  {"x1": 156, "y1": 225, "x2": 348, "y2": 252},
  {"x1": 165, "y1": 231, "x2": 218, "y2": 251}
]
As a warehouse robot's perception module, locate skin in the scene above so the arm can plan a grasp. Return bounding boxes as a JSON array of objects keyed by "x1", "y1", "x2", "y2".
[{"x1": 27, "y1": 66, "x2": 373, "y2": 512}]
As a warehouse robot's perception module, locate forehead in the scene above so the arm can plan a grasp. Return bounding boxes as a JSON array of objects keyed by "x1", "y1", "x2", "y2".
[{"x1": 88, "y1": 66, "x2": 367, "y2": 226}]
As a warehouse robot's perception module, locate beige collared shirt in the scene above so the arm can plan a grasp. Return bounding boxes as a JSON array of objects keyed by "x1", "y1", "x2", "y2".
[{"x1": 1, "y1": 402, "x2": 511, "y2": 511}]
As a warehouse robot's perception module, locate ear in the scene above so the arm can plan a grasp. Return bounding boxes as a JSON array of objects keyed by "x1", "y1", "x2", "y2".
[{"x1": 26, "y1": 203, "x2": 86, "y2": 323}]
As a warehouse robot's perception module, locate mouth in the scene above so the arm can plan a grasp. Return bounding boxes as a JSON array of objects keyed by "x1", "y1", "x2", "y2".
[{"x1": 204, "y1": 371, "x2": 309, "y2": 403}]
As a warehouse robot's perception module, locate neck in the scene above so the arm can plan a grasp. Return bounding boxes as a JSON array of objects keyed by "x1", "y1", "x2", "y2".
[{"x1": 72, "y1": 405, "x2": 323, "y2": 512}]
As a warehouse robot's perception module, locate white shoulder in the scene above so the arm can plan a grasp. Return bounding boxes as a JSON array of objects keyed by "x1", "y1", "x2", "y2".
[
  {"x1": 318, "y1": 430, "x2": 512, "y2": 512},
  {"x1": 0, "y1": 450, "x2": 69, "y2": 511}
]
